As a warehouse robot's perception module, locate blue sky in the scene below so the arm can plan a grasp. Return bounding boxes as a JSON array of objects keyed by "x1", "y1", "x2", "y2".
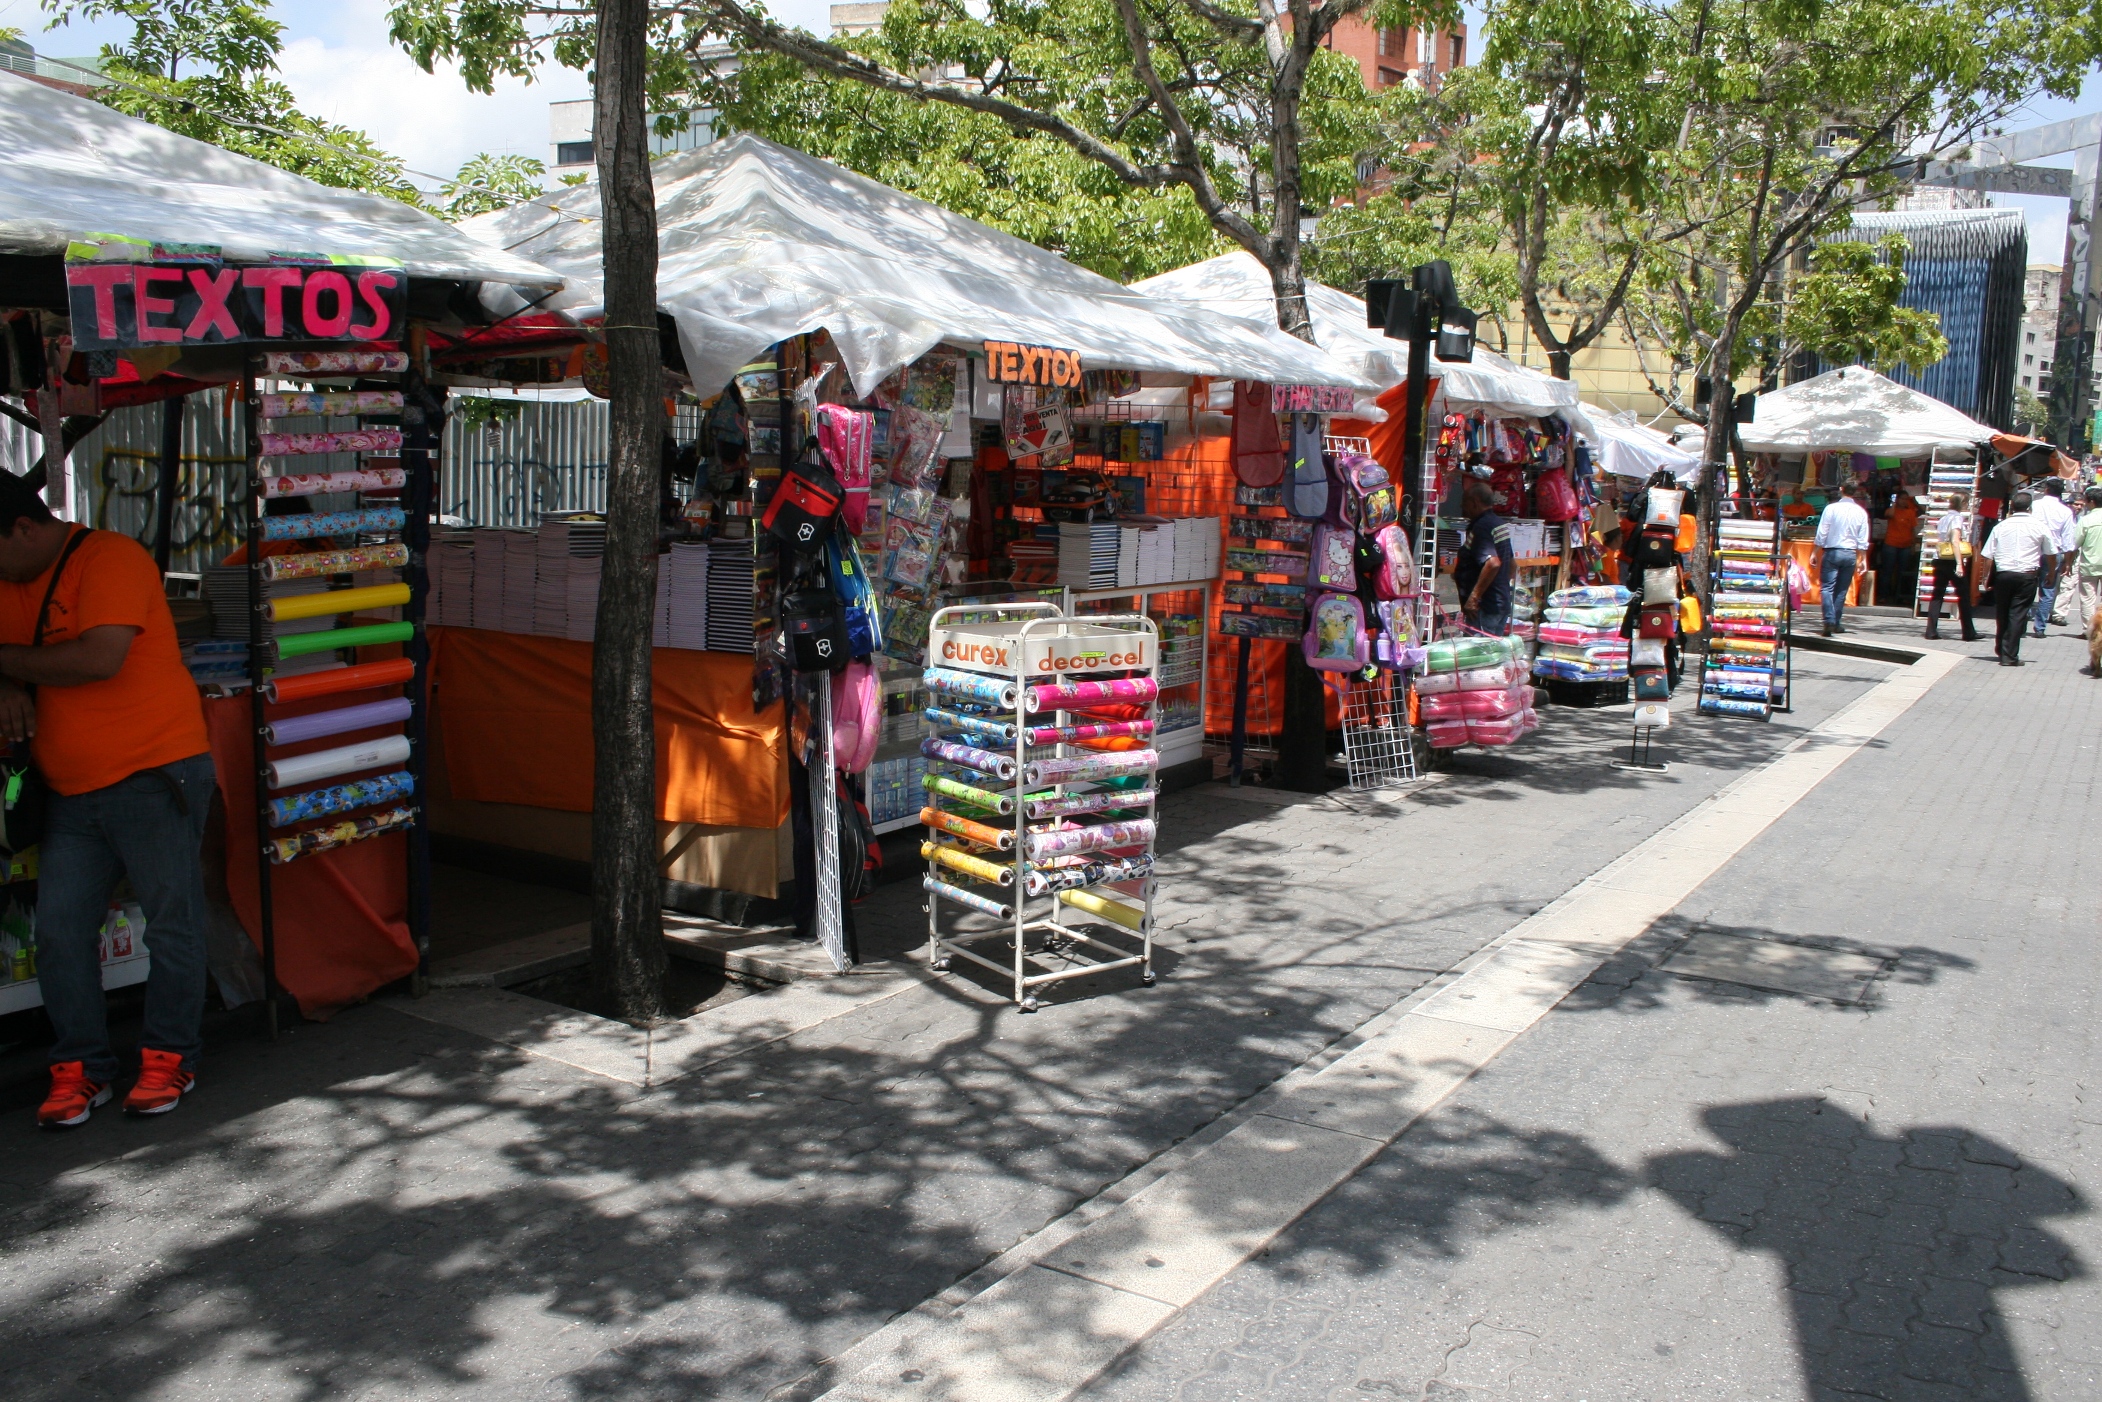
[{"x1": 5, "y1": 0, "x2": 2094, "y2": 263}]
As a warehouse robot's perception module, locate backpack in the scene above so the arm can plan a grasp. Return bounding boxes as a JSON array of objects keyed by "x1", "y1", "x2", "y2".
[
  {"x1": 1309, "y1": 523, "x2": 1356, "y2": 589},
  {"x1": 1328, "y1": 450, "x2": 1397, "y2": 531},
  {"x1": 1284, "y1": 414, "x2": 1329, "y2": 519},
  {"x1": 763, "y1": 457, "x2": 844, "y2": 553},
  {"x1": 1371, "y1": 524, "x2": 1414, "y2": 599},
  {"x1": 1302, "y1": 591, "x2": 1371, "y2": 671},
  {"x1": 781, "y1": 586, "x2": 850, "y2": 672},
  {"x1": 817, "y1": 403, "x2": 874, "y2": 533},
  {"x1": 826, "y1": 534, "x2": 883, "y2": 657},
  {"x1": 1231, "y1": 380, "x2": 1285, "y2": 486},
  {"x1": 832, "y1": 660, "x2": 881, "y2": 775},
  {"x1": 1534, "y1": 468, "x2": 1579, "y2": 523}
]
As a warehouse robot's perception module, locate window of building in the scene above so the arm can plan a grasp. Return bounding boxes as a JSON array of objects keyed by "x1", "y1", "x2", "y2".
[
  {"x1": 1376, "y1": 66, "x2": 1404, "y2": 86},
  {"x1": 1451, "y1": 33, "x2": 1465, "y2": 66},
  {"x1": 556, "y1": 140, "x2": 594, "y2": 166},
  {"x1": 2023, "y1": 375, "x2": 2033, "y2": 387},
  {"x1": 2025, "y1": 354, "x2": 2034, "y2": 366}
]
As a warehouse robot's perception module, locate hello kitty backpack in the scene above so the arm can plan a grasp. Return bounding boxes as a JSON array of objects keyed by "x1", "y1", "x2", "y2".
[{"x1": 1310, "y1": 523, "x2": 1356, "y2": 589}]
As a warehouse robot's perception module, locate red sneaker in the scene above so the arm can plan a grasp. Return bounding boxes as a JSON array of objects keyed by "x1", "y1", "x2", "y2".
[
  {"x1": 38, "y1": 1061, "x2": 111, "y2": 1130},
  {"x1": 123, "y1": 1048, "x2": 195, "y2": 1117}
]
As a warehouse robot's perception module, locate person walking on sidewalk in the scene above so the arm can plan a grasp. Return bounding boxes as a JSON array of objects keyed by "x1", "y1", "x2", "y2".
[
  {"x1": 1923, "y1": 492, "x2": 1979, "y2": 641},
  {"x1": 1813, "y1": 483, "x2": 1870, "y2": 636},
  {"x1": 2076, "y1": 486, "x2": 2102, "y2": 675},
  {"x1": 1975, "y1": 491, "x2": 2058, "y2": 667},
  {"x1": 2029, "y1": 478, "x2": 2078, "y2": 636},
  {"x1": 0, "y1": 475, "x2": 217, "y2": 1129}
]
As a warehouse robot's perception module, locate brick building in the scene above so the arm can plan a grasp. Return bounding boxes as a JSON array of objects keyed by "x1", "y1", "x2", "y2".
[{"x1": 1322, "y1": 18, "x2": 1467, "y2": 93}]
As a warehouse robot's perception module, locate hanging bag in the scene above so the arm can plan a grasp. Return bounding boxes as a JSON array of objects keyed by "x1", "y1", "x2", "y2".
[
  {"x1": 1533, "y1": 469, "x2": 1580, "y2": 523},
  {"x1": 0, "y1": 526, "x2": 93, "y2": 857},
  {"x1": 1231, "y1": 381, "x2": 1285, "y2": 487},
  {"x1": 1284, "y1": 414, "x2": 1329, "y2": 519},
  {"x1": 762, "y1": 456, "x2": 845, "y2": 552},
  {"x1": 816, "y1": 403, "x2": 874, "y2": 533},
  {"x1": 780, "y1": 585, "x2": 851, "y2": 673},
  {"x1": 1302, "y1": 591, "x2": 1371, "y2": 671}
]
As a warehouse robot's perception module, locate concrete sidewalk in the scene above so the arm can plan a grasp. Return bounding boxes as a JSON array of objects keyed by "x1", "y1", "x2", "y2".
[{"x1": 0, "y1": 654, "x2": 1896, "y2": 1402}]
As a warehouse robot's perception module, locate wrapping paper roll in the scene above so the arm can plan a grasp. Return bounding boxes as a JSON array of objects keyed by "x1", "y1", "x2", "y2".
[
  {"x1": 265, "y1": 805, "x2": 417, "y2": 865},
  {"x1": 1023, "y1": 750, "x2": 1158, "y2": 786},
  {"x1": 923, "y1": 667, "x2": 1020, "y2": 709},
  {"x1": 268, "y1": 582, "x2": 410, "y2": 622},
  {"x1": 1022, "y1": 720, "x2": 1152, "y2": 746},
  {"x1": 923, "y1": 875, "x2": 1013, "y2": 921},
  {"x1": 260, "y1": 391, "x2": 403, "y2": 419},
  {"x1": 1703, "y1": 681, "x2": 1770, "y2": 701},
  {"x1": 1057, "y1": 888, "x2": 1146, "y2": 932},
  {"x1": 262, "y1": 507, "x2": 404, "y2": 542},
  {"x1": 1710, "y1": 638, "x2": 1776, "y2": 656},
  {"x1": 1024, "y1": 677, "x2": 1159, "y2": 713},
  {"x1": 274, "y1": 620, "x2": 414, "y2": 660},
  {"x1": 260, "y1": 428, "x2": 403, "y2": 458},
  {"x1": 262, "y1": 697, "x2": 413, "y2": 746},
  {"x1": 1700, "y1": 695, "x2": 1771, "y2": 720},
  {"x1": 1068, "y1": 735, "x2": 1146, "y2": 752},
  {"x1": 1023, "y1": 819, "x2": 1155, "y2": 862},
  {"x1": 266, "y1": 769, "x2": 415, "y2": 828},
  {"x1": 261, "y1": 542, "x2": 409, "y2": 581},
  {"x1": 921, "y1": 840, "x2": 1014, "y2": 886},
  {"x1": 266, "y1": 732, "x2": 411, "y2": 790},
  {"x1": 1024, "y1": 787, "x2": 1156, "y2": 820},
  {"x1": 263, "y1": 657, "x2": 412, "y2": 702},
  {"x1": 261, "y1": 349, "x2": 408, "y2": 375},
  {"x1": 921, "y1": 736, "x2": 1017, "y2": 780},
  {"x1": 260, "y1": 468, "x2": 408, "y2": 499},
  {"x1": 1022, "y1": 852, "x2": 1153, "y2": 897},
  {"x1": 926, "y1": 706, "x2": 1017, "y2": 744},
  {"x1": 921, "y1": 773, "x2": 1015, "y2": 815},
  {"x1": 921, "y1": 806, "x2": 1016, "y2": 850}
]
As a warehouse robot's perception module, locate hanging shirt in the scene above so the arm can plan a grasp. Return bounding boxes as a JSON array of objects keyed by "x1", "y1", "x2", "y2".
[
  {"x1": 1981, "y1": 512, "x2": 2056, "y2": 575},
  {"x1": 1455, "y1": 511, "x2": 1515, "y2": 615},
  {"x1": 1814, "y1": 498, "x2": 1870, "y2": 551}
]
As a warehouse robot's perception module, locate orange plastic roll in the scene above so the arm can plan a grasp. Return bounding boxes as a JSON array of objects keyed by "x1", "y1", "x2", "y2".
[
  {"x1": 1070, "y1": 735, "x2": 1146, "y2": 752},
  {"x1": 263, "y1": 657, "x2": 414, "y2": 703},
  {"x1": 920, "y1": 806, "x2": 1014, "y2": 850}
]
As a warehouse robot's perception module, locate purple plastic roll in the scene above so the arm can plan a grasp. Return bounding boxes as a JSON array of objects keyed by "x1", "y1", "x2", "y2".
[{"x1": 262, "y1": 697, "x2": 413, "y2": 746}]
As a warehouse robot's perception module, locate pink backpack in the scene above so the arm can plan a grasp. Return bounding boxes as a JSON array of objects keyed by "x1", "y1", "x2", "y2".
[
  {"x1": 1326, "y1": 451, "x2": 1397, "y2": 531},
  {"x1": 818, "y1": 404, "x2": 874, "y2": 533},
  {"x1": 1372, "y1": 524, "x2": 1413, "y2": 599},
  {"x1": 1302, "y1": 591, "x2": 1371, "y2": 671},
  {"x1": 1310, "y1": 524, "x2": 1356, "y2": 589},
  {"x1": 831, "y1": 660, "x2": 880, "y2": 774}
]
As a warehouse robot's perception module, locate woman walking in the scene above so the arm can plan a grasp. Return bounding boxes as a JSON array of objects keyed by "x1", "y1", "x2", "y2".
[{"x1": 1924, "y1": 492, "x2": 1979, "y2": 641}]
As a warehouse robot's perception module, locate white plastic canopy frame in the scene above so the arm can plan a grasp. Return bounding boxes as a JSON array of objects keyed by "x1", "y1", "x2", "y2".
[
  {"x1": 1734, "y1": 366, "x2": 1997, "y2": 457},
  {"x1": 0, "y1": 71, "x2": 563, "y2": 291},
  {"x1": 461, "y1": 135, "x2": 1371, "y2": 400},
  {"x1": 1133, "y1": 252, "x2": 1585, "y2": 417}
]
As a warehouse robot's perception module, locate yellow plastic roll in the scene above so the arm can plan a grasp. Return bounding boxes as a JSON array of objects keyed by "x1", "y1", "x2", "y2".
[
  {"x1": 1057, "y1": 887, "x2": 1146, "y2": 932},
  {"x1": 921, "y1": 840, "x2": 1014, "y2": 887},
  {"x1": 268, "y1": 582, "x2": 412, "y2": 622}
]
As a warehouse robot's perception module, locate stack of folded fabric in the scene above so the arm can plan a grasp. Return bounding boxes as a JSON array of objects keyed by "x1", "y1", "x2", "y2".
[{"x1": 1530, "y1": 584, "x2": 1632, "y2": 682}]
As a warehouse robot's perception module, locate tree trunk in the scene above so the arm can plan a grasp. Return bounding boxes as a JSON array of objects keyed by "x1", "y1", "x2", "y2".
[
  {"x1": 1264, "y1": 249, "x2": 1329, "y2": 791},
  {"x1": 1693, "y1": 335, "x2": 1738, "y2": 609},
  {"x1": 590, "y1": 0, "x2": 668, "y2": 1024},
  {"x1": 1548, "y1": 348, "x2": 1572, "y2": 381}
]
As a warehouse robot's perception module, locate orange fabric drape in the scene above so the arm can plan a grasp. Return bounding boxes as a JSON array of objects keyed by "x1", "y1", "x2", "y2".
[
  {"x1": 428, "y1": 627, "x2": 787, "y2": 828},
  {"x1": 206, "y1": 691, "x2": 416, "y2": 1018}
]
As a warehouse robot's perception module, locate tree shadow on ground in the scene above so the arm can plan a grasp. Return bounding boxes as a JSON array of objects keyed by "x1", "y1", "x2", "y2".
[{"x1": 1651, "y1": 1098, "x2": 2084, "y2": 1400}]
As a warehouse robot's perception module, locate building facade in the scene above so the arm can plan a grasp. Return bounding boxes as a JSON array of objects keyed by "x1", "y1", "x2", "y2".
[{"x1": 1323, "y1": 18, "x2": 1466, "y2": 93}]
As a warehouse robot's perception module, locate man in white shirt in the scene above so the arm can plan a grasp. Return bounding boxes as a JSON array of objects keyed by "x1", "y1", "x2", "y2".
[
  {"x1": 2028, "y1": 478, "x2": 2078, "y2": 635},
  {"x1": 1812, "y1": 484, "x2": 1871, "y2": 636},
  {"x1": 1976, "y1": 492, "x2": 2059, "y2": 666}
]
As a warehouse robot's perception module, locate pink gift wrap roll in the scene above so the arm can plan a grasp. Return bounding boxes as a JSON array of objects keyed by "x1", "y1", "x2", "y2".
[
  {"x1": 261, "y1": 542, "x2": 409, "y2": 581},
  {"x1": 1022, "y1": 719, "x2": 1152, "y2": 746},
  {"x1": 1024, "y1": 788, "x2": 1156, "y2": 820},
  {"x1": 1023, "y1": 819, "x2": 1155, "y2": 861},
  {"x1": 921, "y1": 736, "x2": 1018, "y2": 781},
  {"x1": 261, "y1": 350, "x2": 408, "y2": 376},
  {"x1": 1024, "y1": 751, "x2": 1158, "y2": 785},
  {"x1": 1024, "y1": 676, "x2": 1160, "y2": 713},
  {"x1": 260, "y1": 468, "x2": 408, "y2": 499},
  {"x1": 261, "y1": 428, "x2": 404, "y2": 458}
]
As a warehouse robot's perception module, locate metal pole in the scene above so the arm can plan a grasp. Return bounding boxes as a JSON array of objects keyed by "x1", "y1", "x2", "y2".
[
  {"x1": 242, "y1": 368, "x2": 279, "y2": 1039},
  {"x1": 153, "y1": 394, "x2": 184, "y2": 572},
  {"x1": 402, "y1": 336, "x2": 436, "y2": 989}
]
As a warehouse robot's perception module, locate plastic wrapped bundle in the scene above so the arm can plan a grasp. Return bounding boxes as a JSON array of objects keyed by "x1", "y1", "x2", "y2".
[
  {"x1": 1426, "y1": 718, "x2": 1471, "y2": 748},
  {"x1": 1547, "y1": 584, "x2": 1633, "y2": 608},
  {"x1": 1543, "y1": 604, "x2": 1627, "y2": 629}
]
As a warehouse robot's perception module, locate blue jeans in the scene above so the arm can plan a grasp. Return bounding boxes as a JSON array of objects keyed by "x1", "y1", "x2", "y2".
[
  {"x1": 2034, "y1": 575, "x2": 2060, "y2": 636},
  {"x1": 1820, "y1": 549, "x2": 1858, "y2": 628},
  {"x1": 38, "y1": 753, "x2": 216, "y2": 1082}
]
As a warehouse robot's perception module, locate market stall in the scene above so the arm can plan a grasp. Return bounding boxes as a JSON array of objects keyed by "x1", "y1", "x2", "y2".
[{"x1": 0, "y1": 71, "x2": 569, "y2": 1017}]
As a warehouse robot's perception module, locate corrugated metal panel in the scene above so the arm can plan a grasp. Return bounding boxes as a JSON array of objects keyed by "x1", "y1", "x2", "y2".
[{"x1": 440, "y1": 397, "x2": 707, "y2": 526}]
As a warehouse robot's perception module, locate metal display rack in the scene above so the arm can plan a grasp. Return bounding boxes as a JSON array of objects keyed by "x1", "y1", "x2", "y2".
[
  {"x1": 242, "y1": 348, "x2": 432, "y2": 1030},
  {"x1": 918, "y1": 601, "x2": 1159, "y2": 1011},
  {"x1": 1698, "y1": 508, "x2": 1791, "y2": 721}
]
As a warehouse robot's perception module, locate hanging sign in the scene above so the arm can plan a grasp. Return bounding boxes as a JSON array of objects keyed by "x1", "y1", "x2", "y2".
[
  {"x1": 981, "y1": 340, "x2": 1083, "y2": 387},
  {"x1": 64, "y1": 234, "x2": 406, "y2": 352},
  {"x1": 1270, "y1": 384, "x2": 1356, "y2": 413}
]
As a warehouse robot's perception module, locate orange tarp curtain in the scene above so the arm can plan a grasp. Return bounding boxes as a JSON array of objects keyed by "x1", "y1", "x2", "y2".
[
  {"x1": 206, "y1": 690, "x2": 416, "y2": 1018},
  {"x1": 429, "y1": 627, "x2": 787, "y2": 828}
]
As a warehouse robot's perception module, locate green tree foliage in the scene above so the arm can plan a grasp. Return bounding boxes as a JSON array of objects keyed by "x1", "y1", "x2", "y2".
[
  {"x1": 44, "y1": 0, "x2": 422, "y2": 202},
  {"x1": 442, "y1": 151, "x2": 548, "y2": 217}
]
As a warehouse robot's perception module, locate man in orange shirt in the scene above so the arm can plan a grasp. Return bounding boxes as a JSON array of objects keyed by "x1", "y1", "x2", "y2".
[
  {"x1": 0, "y1": 474, "x2": 215, "y2": 1128},
  {"x1": 1880, "y1": 491, "x2": 1921, "y2": 604}
]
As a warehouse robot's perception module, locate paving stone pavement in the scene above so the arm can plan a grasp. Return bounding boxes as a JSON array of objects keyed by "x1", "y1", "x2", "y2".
[
  {"x1": 1081, "y1": 626, "x2": 2102, "y2": 1401},
  {"x1": 0, "y1": 651, "x2": 1899, "y2": 1402}
]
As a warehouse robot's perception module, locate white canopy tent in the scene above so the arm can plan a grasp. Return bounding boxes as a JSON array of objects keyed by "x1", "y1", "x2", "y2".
[
  {"x1": 1592, "y1": 413, "x2": 1703, "y2": 483},
  {"x1": 463, "y1": 135, "x2": 1368, "y2": 399},
  {"x1": 1734, "y1": 366, "x2": 1997, "y2": 457},
  {"x1": 0, "y1": 71, "x2": 562, "y2": 293},
  {"x1": 1131, "y1": 252, "x2": 1589, "y2": 423}
]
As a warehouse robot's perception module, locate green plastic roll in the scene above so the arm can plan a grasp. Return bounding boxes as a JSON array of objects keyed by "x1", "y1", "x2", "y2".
[
  {"x1": 922, "y1": 773, "x2": 1015, "y2": 815},
  {"x1": 273, "y1": 621, "x2": 415, "y2": 660}
]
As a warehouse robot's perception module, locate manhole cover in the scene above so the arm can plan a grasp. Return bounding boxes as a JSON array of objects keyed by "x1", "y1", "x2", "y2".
[{"x1": 1659, "y1": 932, "x2": 1883, "y2": 1003}]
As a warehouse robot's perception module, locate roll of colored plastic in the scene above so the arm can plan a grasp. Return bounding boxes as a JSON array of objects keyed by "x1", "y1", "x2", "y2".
[
  {"x1": 1057, "y1": 888, "x2": 1147, "y2": 932},
  {"x1": 273, "y1": 621, "x2": 414, "y2": 660},
  {"x1": 920, "y1": 840, "x2": 1014, "y2": 887},
  {"x1": 259, "y1": 428, "x2": 403, "y2": 458},
  {"x1": 261, "y1": 542, "x2": 409, "y2": 581},
  {"x1": 265, "y1": 805, "x2": 416, "y2": 865},
  {"x1": 1024, "y1": 819, "x2": 1155, "y2": 861},
  {"x1": 1023, "y1": 852, "x2": 1153, "y2": 897},
  {"x1": 1699, "y1": 695, "x2": 1770, "y2": 720},
  {"x1": 1024, "y1": 788, "x2": 1155, "y2": 820},
  {"x1": 1024, "y1": 750, "x2": 1157, "y2": 786},
  {"x1": 261, "y1": 507, "x2": 405, "y2": 542},
  {"x1": 1022, "y1": 719, "x2": 1152, "y2": 746},
  {"x1": 921, "y1": 773, "x2": 1015, "y2": 815},
  {"x1": 263, "y1": 657, "x2": 413, "y2": 702},
  {"x1": 262, "y1": 697, "x2": 413, "y2": 747},
  {"x1": 1025, "y1": 676, "x2": 1160, "y2": 713},
  {"x1": 923, "y1": 667, "x2": 1019, "y2": 709},
  {"x1": 921, "y1": 736, "x2": 1016, "y2": 780},
  {"x1": 925, "y1": 706, "x2": 1017, "y2": 743},
  {"x1": 921, "y1": 806, "x2": 1015, "y2": 850},
  {"x1": 261, "y1": 349, "x2": 407, "y2": 376},
  {"x1": 265, "y1": 769, "x2": 415, "y2": 828},
  {"x1": 266, "y1": 733, "x2": 411, "y2": 790},
  {"x1": 268, "y1": 582, "x2": 411, "y2": 623},
  {"x1": 923, "y1": 876, "x2": 1013, "y2": 921},
  {"x1": 258, "y1": 468, "x2": 407, "y2": 499},
  {"x1": 259, "y1": 391, "x2": 403, "y2": 419}
]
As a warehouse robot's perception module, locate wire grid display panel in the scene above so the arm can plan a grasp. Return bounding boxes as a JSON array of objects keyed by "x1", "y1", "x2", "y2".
[{"x1": 1341, "y1": 673, "x2": 1418, "y2": 790}]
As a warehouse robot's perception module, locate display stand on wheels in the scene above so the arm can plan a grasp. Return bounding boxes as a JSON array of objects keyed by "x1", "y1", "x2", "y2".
[
  {"x1": 918, "y1": 601, "x2": 1160, "y2": 1011},
  {"x1": 241, "y1": 349, "x2": 428, "y2": 1032},
  {"x1": 1698, "y1": 509, "x2": 1792, "y2": 721}
]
